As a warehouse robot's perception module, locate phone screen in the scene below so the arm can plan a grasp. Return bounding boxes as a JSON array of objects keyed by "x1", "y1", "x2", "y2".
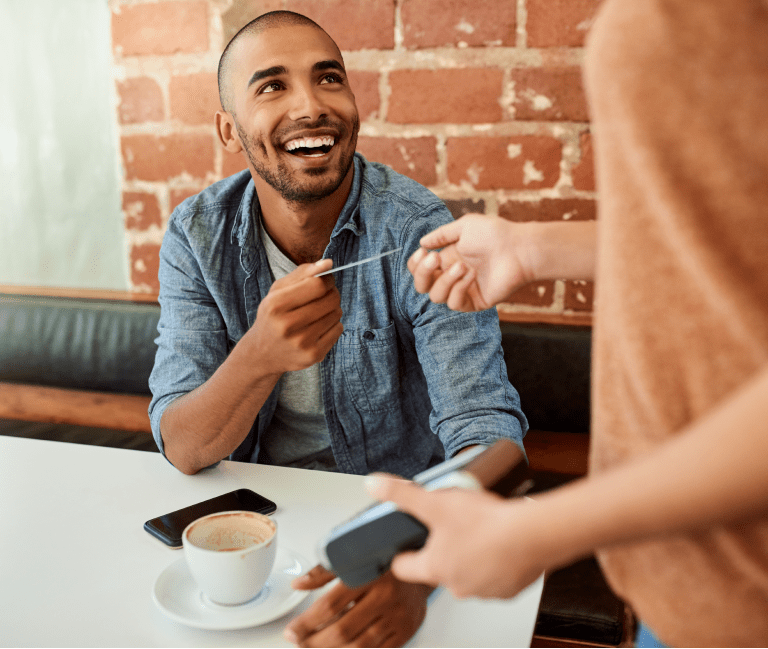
[{"x1": 144, "y1": 488, "x2": 277, "y2": 548}]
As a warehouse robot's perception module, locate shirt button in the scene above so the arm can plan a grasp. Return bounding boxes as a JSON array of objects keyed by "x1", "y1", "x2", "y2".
[{"x1": 363, "y1": 330, "x2": 375, "y2": 340}]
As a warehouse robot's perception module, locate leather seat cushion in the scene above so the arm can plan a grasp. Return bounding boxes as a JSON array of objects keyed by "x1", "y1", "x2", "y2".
[
  {"x1": 535, "y1": 556, "x2": 628, "y2": 646},
  {"x1": 530, "y1": 471, "x2": 631, "y2": 646}
]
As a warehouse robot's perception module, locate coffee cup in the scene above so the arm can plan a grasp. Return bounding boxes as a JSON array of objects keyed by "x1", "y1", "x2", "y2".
[{"x1": 182, "y1": 510, "x2": 277, "y2": 606}]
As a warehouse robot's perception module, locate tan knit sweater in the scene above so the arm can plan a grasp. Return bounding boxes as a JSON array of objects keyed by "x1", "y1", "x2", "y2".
[{"x1": 584, "y1": 0, "x2": 768, "y2": 645}]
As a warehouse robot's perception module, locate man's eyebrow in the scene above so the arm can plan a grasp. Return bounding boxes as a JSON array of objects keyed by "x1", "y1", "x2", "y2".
[
  {"x1": 313, "y1": 59, "x2": 345, "y2": 74},
  {"x1": 246, "y1": 65, "x2": 287, "y2": 89}
]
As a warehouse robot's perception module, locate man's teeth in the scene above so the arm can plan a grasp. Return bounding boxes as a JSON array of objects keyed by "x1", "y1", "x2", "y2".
[{"x1": 285, "y1": 136, "x2": 335, "y2": 152}]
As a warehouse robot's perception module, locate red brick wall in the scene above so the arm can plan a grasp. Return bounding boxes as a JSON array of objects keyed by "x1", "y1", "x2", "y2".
[{"x1": 111, "y1": 0, "x2": 600, "y2": 322}]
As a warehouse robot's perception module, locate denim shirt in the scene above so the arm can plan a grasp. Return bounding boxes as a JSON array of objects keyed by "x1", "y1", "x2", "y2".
[{"x1": 149, "y1": 154, "x2": 527, "y2": 478}]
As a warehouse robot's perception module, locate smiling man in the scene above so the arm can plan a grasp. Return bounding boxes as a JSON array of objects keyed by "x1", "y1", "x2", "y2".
[{"x1": 148, "y1": 10, "x2": 527, "y2": 647}]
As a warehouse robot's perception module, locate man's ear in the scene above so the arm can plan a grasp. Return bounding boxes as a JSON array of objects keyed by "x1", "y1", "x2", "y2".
[{"x1": 215, "y1": 111, "x2": 243, "y2": 153}]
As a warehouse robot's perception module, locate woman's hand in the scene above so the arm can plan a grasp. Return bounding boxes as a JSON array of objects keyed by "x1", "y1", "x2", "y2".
[
  {"x1": 408, "y1": 215, "x2": 532, "y2": 312},
  {"x1": 365, "y1": 475, "x2": 549, "y2": 600}
]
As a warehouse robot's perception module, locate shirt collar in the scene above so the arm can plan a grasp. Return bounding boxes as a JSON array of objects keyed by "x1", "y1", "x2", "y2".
[
  {"x1": 330, "y1": 153, "x2": 365, "y2": 239},
  {"x1": 231, "y1": 177, "x2": 257, "y2": 248}
]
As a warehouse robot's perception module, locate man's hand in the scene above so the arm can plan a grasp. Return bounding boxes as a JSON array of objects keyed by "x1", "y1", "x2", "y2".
[
  {"x1": 364, "y1": 475, "x2": 547, "y2": 600},
  {"x1": 407, "y1": 214, "x2": 532, "y2": 312},
  {"x1": 249, "y1": 259, "x2": 344, "y2": 375},
  {"x1": 284, "y1": 565, "x2": 431, "y2": 647}
]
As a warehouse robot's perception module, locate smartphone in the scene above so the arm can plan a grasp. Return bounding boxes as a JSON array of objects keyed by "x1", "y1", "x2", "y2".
[{"x1": 144, "y1": 488, "x2": 277, "y2": 548}]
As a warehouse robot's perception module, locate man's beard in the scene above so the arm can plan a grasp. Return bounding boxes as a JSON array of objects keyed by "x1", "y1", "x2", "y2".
[{"x1": 236, "y1": 115, "x2": 359, "y2": 205}]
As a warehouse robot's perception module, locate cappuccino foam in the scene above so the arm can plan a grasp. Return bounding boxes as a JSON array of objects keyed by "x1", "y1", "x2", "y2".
[{"x1": 186, "y1": 512, "x2": 275, "y2": 552}]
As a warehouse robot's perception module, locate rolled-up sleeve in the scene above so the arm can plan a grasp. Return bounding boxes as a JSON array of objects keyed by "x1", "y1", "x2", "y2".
[
  {"x1": 148, "y1": 215, "x2": 229, "y2": 456},
  {"x1": 398, "y1": 208, "x2": 528, "y2": 459}
]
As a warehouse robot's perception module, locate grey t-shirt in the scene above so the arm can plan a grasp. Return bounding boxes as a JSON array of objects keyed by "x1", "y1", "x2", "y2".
[{"x1": 258, "y1": 219, "x2": 337, "y2": 472}]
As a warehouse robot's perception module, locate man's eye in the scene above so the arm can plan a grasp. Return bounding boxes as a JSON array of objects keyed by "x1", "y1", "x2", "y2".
[
  {"x1": 320, "y1": 73, "x2": 342, "y2": 85},
  {"x1": 260, "y1": 81, "x2": 282, "y2": 94}
]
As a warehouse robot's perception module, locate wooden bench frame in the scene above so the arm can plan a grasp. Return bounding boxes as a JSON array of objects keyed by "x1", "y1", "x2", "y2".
[{"x1": 1, "y1": 285, "x2": 157, "y2": 434}]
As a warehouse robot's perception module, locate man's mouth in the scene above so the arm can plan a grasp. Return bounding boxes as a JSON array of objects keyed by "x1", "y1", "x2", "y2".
[{"x1": 284, "y1": 135, "x2": 336, "y2": 158}]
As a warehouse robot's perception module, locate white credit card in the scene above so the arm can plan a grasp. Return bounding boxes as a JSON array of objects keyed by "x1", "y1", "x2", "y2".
[{"x1": 314, "y1": 247, "x2": 402, "y2": 277}]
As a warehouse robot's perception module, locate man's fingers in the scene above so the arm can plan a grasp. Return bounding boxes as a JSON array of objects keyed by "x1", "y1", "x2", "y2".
[
  {"x1": 272, "y1": 259, "x2": 333, "y2": 289},
  {"x1": 315, "y1": 320, "x2": 345, "y2": 356},
  {"x1": 310, "y1": 258, "x2": 333, "y2": 275},
  {"x1": 302, "y1": 303, "x2": 343, "y2": 339},
  {"x1": 378, "y1": 632, "x2": 401, "y2": 648},
  {"x1": 344, "y1": 616, "x2": 390, "y2": 648},
  {"x1": 286, "y1": 578, "x2": 365, "y2": 643},
  {"x1": 291, "y1": 564, "x2": 337, "y2": 590},
  {"x1": 270, "y1": 275, "x2": 337, "y2": 314},
  {"x1": 277, "y1": 284, "x2": 341, "y2": 332},
  {"x1": 419, "y1": 220, "x2": 463, "y2": 250}
]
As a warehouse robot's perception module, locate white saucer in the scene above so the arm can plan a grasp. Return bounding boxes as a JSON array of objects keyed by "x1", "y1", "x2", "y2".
[{"x1": 152, "y1": 546, "x2": 311, "y2": 630}]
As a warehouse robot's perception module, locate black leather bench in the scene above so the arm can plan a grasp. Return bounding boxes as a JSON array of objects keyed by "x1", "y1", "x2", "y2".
[
  {"x1": 0, "y1": 290, "x2": 633, "y2": 647},
  {"x1": 0, "y1": 292, "x2": 158, "y2": 442}
]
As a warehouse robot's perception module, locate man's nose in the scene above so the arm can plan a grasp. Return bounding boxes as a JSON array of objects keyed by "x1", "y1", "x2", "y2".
[{"x1": 288, "y1": 83, "x2": 328, "y2": 122}]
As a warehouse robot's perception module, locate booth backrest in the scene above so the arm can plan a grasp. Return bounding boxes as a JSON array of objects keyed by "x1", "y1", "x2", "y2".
[
  {"x1": 0, "y1": 293, "x2": 592, "y2": 435},
  {"x1": 500, "y1": 321, "x2": 591, "y2": 434},
  {"x1": 0, "y1": 294, "x2": 159, "y2": 395}
]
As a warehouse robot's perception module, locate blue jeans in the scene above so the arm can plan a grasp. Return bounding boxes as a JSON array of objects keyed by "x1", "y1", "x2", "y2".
[{"x1": 635, "y1": 622, "x2": 668, "y2": 648}]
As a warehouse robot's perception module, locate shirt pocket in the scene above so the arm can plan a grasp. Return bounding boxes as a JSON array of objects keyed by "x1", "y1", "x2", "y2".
[{"x1": 340, "y1": 321, "x2": 401, "y2": 413}]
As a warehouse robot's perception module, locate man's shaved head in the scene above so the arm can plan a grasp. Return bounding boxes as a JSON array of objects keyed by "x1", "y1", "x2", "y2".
[{"x1": 217, "y1": 10, "x2": 339, "y2": 114}]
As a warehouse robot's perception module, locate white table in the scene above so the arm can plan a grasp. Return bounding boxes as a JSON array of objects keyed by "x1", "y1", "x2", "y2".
[{"x1": 0, "y1": 436, "x2": 542, "y2": 647}]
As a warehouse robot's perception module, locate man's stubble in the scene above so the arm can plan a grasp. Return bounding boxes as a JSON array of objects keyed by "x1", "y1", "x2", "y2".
[{"x1": 235, "y1": 115, "x2": 359, "y2": 205}]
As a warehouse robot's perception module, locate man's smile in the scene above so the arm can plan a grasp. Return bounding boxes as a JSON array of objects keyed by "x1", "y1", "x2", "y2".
[{"x1": 284, "y1": 135, "x2": 336, "y2": 157}]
